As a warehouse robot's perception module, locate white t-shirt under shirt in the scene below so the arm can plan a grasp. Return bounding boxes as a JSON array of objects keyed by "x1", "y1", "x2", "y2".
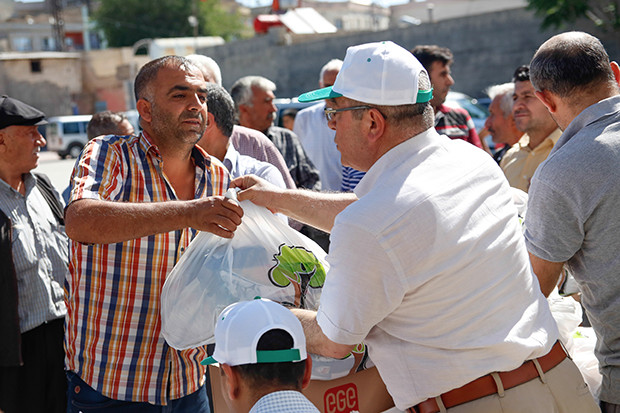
[{"x1": 316, "y1": 128, "x2": 558, "y2": 410}]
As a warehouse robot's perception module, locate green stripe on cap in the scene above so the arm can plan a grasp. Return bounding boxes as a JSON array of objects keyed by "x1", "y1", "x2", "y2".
[
  {"x1": 256, "y1": 349, "x2": 302, "y2": 363},
  {"x1": 416, "y1": 88, "x2": 433, "y2": 103},
  {"x1": 298, "y1": 86, "x2": 343, "y2": 103}
]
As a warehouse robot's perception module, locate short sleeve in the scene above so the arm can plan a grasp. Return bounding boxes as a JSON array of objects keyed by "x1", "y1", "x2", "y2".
[
  {"x1": 70, "y1": 138, "x2": 124, "y2": 203},
  {"x1": 524, "y1": 176, "x2": 585, "y2": 263}
]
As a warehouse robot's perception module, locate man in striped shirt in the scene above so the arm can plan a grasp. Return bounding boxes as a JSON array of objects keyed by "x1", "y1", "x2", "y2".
[
  {"x1": 411, "y1": 45, "x2": 483, "y2": 150},
  {"x1": 0, "y1": 96, "x2": 68, "y2": 413},
  {"x1": 64, "y1": 56, "x2": 244, "y2": 411}
]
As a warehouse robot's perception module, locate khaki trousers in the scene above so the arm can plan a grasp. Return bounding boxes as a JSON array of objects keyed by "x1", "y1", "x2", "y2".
[{"x1": 432, "y1": 358, "x2": 600, "y2": 413}]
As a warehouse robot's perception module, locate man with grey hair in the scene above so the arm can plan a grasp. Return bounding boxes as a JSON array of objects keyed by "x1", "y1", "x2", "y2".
[
  {"x1": 231, "y1": 75, "x2": 320, "y2": 191},
  {"x1": 525, "y1": 31, "x2": 620, "y2": 411},
  {"x1": 483, "y1": 83, "x2": 523, "y2": 164},
  {"x1": 185, "y1": 55, "x2": 297, "y2": 191},
  {"x1": 198, "y1": 83, "x2": 286, "y2": 191},
  {"x1": 232, "y1": 41, "x2": 596, "y2": 412},
  {"x1": 294, "y1": 59, "x2": 344, "y2": 192},
  {"x1": 185, "y1": 54, "x2": 222, "y2": 85}
]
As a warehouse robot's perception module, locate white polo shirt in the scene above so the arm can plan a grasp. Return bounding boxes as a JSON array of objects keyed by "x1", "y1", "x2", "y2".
[{"x1": 316, "y1": 128, "x2": 558, "y2": 410}]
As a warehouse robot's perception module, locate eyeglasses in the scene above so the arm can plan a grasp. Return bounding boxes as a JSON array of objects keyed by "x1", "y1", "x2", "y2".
[{"x1": 323, "y1": 105, "x2": 373, "y2": 122}]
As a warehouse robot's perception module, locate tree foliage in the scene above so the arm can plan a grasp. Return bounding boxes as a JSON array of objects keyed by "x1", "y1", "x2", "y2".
[
  {"x1": 527, "y1": 0, "x2": 620, "y2": 32},
  {"x1": 94, "y1": 0, "x2": 248, "y2": 48}
]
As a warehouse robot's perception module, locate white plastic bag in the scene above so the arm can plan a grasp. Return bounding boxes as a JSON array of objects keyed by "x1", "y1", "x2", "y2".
[
  {"x1": 161, "y1": 193, "x2": 328, "y2": 350},
  {"x1": 547, "y1": 288, "x2": 582, "y2": 353}
]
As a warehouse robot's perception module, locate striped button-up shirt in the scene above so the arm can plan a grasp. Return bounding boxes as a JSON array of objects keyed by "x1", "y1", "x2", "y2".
[
  {"x1": 0, "y1": 174, "x2": 67, "y2": 333},
  {"x1": 65, "y1": 132, "x2": 229, "y2": 405}
]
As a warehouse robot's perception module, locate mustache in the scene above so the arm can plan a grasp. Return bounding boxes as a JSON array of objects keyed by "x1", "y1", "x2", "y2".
[{"x1": 180, "y1": 113, "x2": 204, "y2": 122}]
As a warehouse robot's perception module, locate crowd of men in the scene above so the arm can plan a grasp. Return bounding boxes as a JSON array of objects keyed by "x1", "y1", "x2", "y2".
[{"x1": 1, "y1": 30, "x2": 619, "y2": 413}]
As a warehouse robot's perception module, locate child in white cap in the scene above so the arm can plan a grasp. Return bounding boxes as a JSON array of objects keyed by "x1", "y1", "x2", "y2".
[{"x1": 202, "y1": 298, "x2": 318, "y2": 413}]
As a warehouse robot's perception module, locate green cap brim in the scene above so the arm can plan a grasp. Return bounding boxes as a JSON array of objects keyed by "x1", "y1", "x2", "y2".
[
  {"x1": 298, "y1": 86, "x2": 342, "y2": 103},
  {"x1": 200, "y1": 349, "x2": 302, "y2": 366},
  {"x1": 201, "y1": 356, "x2": 218, "y2": 366}
]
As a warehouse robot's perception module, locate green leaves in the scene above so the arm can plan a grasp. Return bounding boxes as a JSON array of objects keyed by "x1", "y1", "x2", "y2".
[
  {"x1": 93, "y1": 0, "x2": 248, "y2": 48},
  {"x1": 527, "y1": 0, "x2": 620, "y2": 32},
  {"x1": 268, "y1": 244, "x2": 327, "y2": 308},
  {"x1": 269, "y1": 244, "x2": 326, "y2": 288}
]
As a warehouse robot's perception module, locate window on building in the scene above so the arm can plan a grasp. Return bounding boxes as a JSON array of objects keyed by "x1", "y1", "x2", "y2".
[
  {"x1": 30, "y1": 60, "x2": 42, "y2": 73},
  {"x1": 42, "y1": 37, "x2": 56, "y2": 51},
  {"x1": 13, "y1": 37, "x2": 33, "y2": 52}
]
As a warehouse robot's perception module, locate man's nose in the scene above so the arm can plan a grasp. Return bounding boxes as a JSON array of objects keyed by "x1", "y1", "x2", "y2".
[
  {"x1": 188, "y1": 94, "x2": 204, "y2": 110},
  {"x1": 36, "y1": 131, "x2": 46, "y2": 147}
]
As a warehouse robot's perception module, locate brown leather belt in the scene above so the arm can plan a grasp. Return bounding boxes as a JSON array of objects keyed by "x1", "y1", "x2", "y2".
[{"x1": 408, "y1": 341, "x2": 567, "y2": 413}]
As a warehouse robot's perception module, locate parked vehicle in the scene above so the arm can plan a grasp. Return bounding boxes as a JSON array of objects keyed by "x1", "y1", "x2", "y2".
[
  {"x1": 444, "y1": 91, "x2": 489, "y2": 133},
  {"x1": 45, "y1": 110, "x2": 141, "y2": 159},
  {"x1": 274, "y1": 98, "x2": 314, "y2": 127},
  {"x1": 45, "y1": 114, "x2": 92, "y2": 159}
]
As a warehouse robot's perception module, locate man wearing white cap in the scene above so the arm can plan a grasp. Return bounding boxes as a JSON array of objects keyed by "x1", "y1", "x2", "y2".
[
  {"x1": 232, "y1": 41, "x2": 597, "y2": 412},
  {"x1": 202, "y1": 298, "x2": 318, "y2": 413}
]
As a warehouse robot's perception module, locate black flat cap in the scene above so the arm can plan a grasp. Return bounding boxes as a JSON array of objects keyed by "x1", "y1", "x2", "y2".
[{"x1": 0, "y1": 95, "x2": 47, "y2": 130}]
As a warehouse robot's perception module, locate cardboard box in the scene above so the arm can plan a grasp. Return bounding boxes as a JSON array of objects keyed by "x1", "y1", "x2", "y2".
[{"x1": 209, "y1": 364, "x2": 395, "y2": 413}]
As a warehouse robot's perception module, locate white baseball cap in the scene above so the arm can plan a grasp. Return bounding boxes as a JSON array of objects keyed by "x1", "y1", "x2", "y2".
[
  {"x1": 201, "y1": 298, "x2": 307, "y2": 366},
  {"x1": 298, "y1": 41, "x2": 432, "y2": 105}
]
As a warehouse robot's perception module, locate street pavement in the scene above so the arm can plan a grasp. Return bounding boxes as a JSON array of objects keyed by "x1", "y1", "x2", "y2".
[{"x1": 34, "y1": 150, "x2": 76, "y2": 193}]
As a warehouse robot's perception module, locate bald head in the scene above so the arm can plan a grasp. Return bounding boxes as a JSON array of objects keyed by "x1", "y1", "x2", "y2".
[{"x1": 530, "y1": 31, "x2": 618, "y2": 99}]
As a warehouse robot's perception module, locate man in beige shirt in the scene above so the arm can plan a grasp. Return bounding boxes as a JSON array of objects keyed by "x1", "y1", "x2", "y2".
[{"x1": 500, "y1": 65, "x2": 560, "y2": 192}]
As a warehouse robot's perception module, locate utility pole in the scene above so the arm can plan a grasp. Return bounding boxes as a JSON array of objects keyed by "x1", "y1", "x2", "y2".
[{"x1": 49, "y1": 0, "x2": 66, "y2": 51}]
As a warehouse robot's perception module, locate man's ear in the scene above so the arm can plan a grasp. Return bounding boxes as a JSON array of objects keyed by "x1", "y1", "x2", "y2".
[
  {"x1": 206, "y1": 112, "x2": 215, "y2": 131},
  {"x1": 221, "y1": 364, "x2": 241, "y2": 401},
  {"x1": 301, "y1": 357, "x2": 313, "y2": 390},
  {"x1": 136, "y1": 98, "x2": 152, "y2": 124},
  {"x1": 366, "y1": 108, "x2": 386, "y2": 144},
  {"x1": 535, "y1": 90, "x2": 557, "y2": 113},
  {"x1": 237, "y1": 104, "x2": 250, "y2": 121},
  {"x1": 0, "y1": 130, "x2": 6, "y2": 154},
  {"x1": 611, "y1": 61, "x2": 620, "y2": 86}
]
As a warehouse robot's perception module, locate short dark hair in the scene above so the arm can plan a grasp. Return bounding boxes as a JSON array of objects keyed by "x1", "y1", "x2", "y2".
[
  {"x1": 205, "y1": 83, "x2": 235, "y2": 138},
  {"x1": 86, "y1": 111, "x2": 129, "y2": 140},
  {"x1": 411, "y1": 45, "x2": 453, "y2": 72},
  {"x1": 512, "y1": 65, "x2": 530, "y2": 83},
  {"x1": 233, "y1": 329, "x2": 306, "y2": 390},
  {"x1": 134, "y1": 55, "x2": 198, "y2": 101},
  {"x1": 530, "y1": 32, "x2": 615, "y2": 98}
]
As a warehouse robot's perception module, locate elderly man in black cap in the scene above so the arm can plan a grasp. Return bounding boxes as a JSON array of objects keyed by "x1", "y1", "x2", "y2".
[{"x1": 0, "y1": 96, "x2": 68, "y2": 413}]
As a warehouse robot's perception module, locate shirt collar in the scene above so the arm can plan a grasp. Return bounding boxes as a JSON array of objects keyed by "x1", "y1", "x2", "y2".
[
  {"x1": 555, "y1": 94, "x2": 620, "y2": 152},
  {"x1": 354, "y1": 128, "x2": 438, "y2": 198},
  {"x1": 223, "y1": 144, "x2": 239, "y2": 175},
  {"x1": 514, "y1": 128, "x2": 562, "y2": 153}
]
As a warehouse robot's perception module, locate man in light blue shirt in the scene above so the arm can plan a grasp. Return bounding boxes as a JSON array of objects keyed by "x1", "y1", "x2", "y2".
[{"x1": 198, "y1": 84, "x2": 286, "y2": 189}]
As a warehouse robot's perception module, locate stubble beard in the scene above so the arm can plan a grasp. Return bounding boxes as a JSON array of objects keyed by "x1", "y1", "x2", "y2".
[{"x1": 151, "y1": 103, "x2": 205, "y2": 146}]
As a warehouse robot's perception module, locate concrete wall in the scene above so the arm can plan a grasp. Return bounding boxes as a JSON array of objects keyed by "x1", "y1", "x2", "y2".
[
  {"x1": 0, "y1": 55, "x2": 82, "y2": 116},
  {"x1": 199, "y1": 8, "x2": 620, "y2": 99}
]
